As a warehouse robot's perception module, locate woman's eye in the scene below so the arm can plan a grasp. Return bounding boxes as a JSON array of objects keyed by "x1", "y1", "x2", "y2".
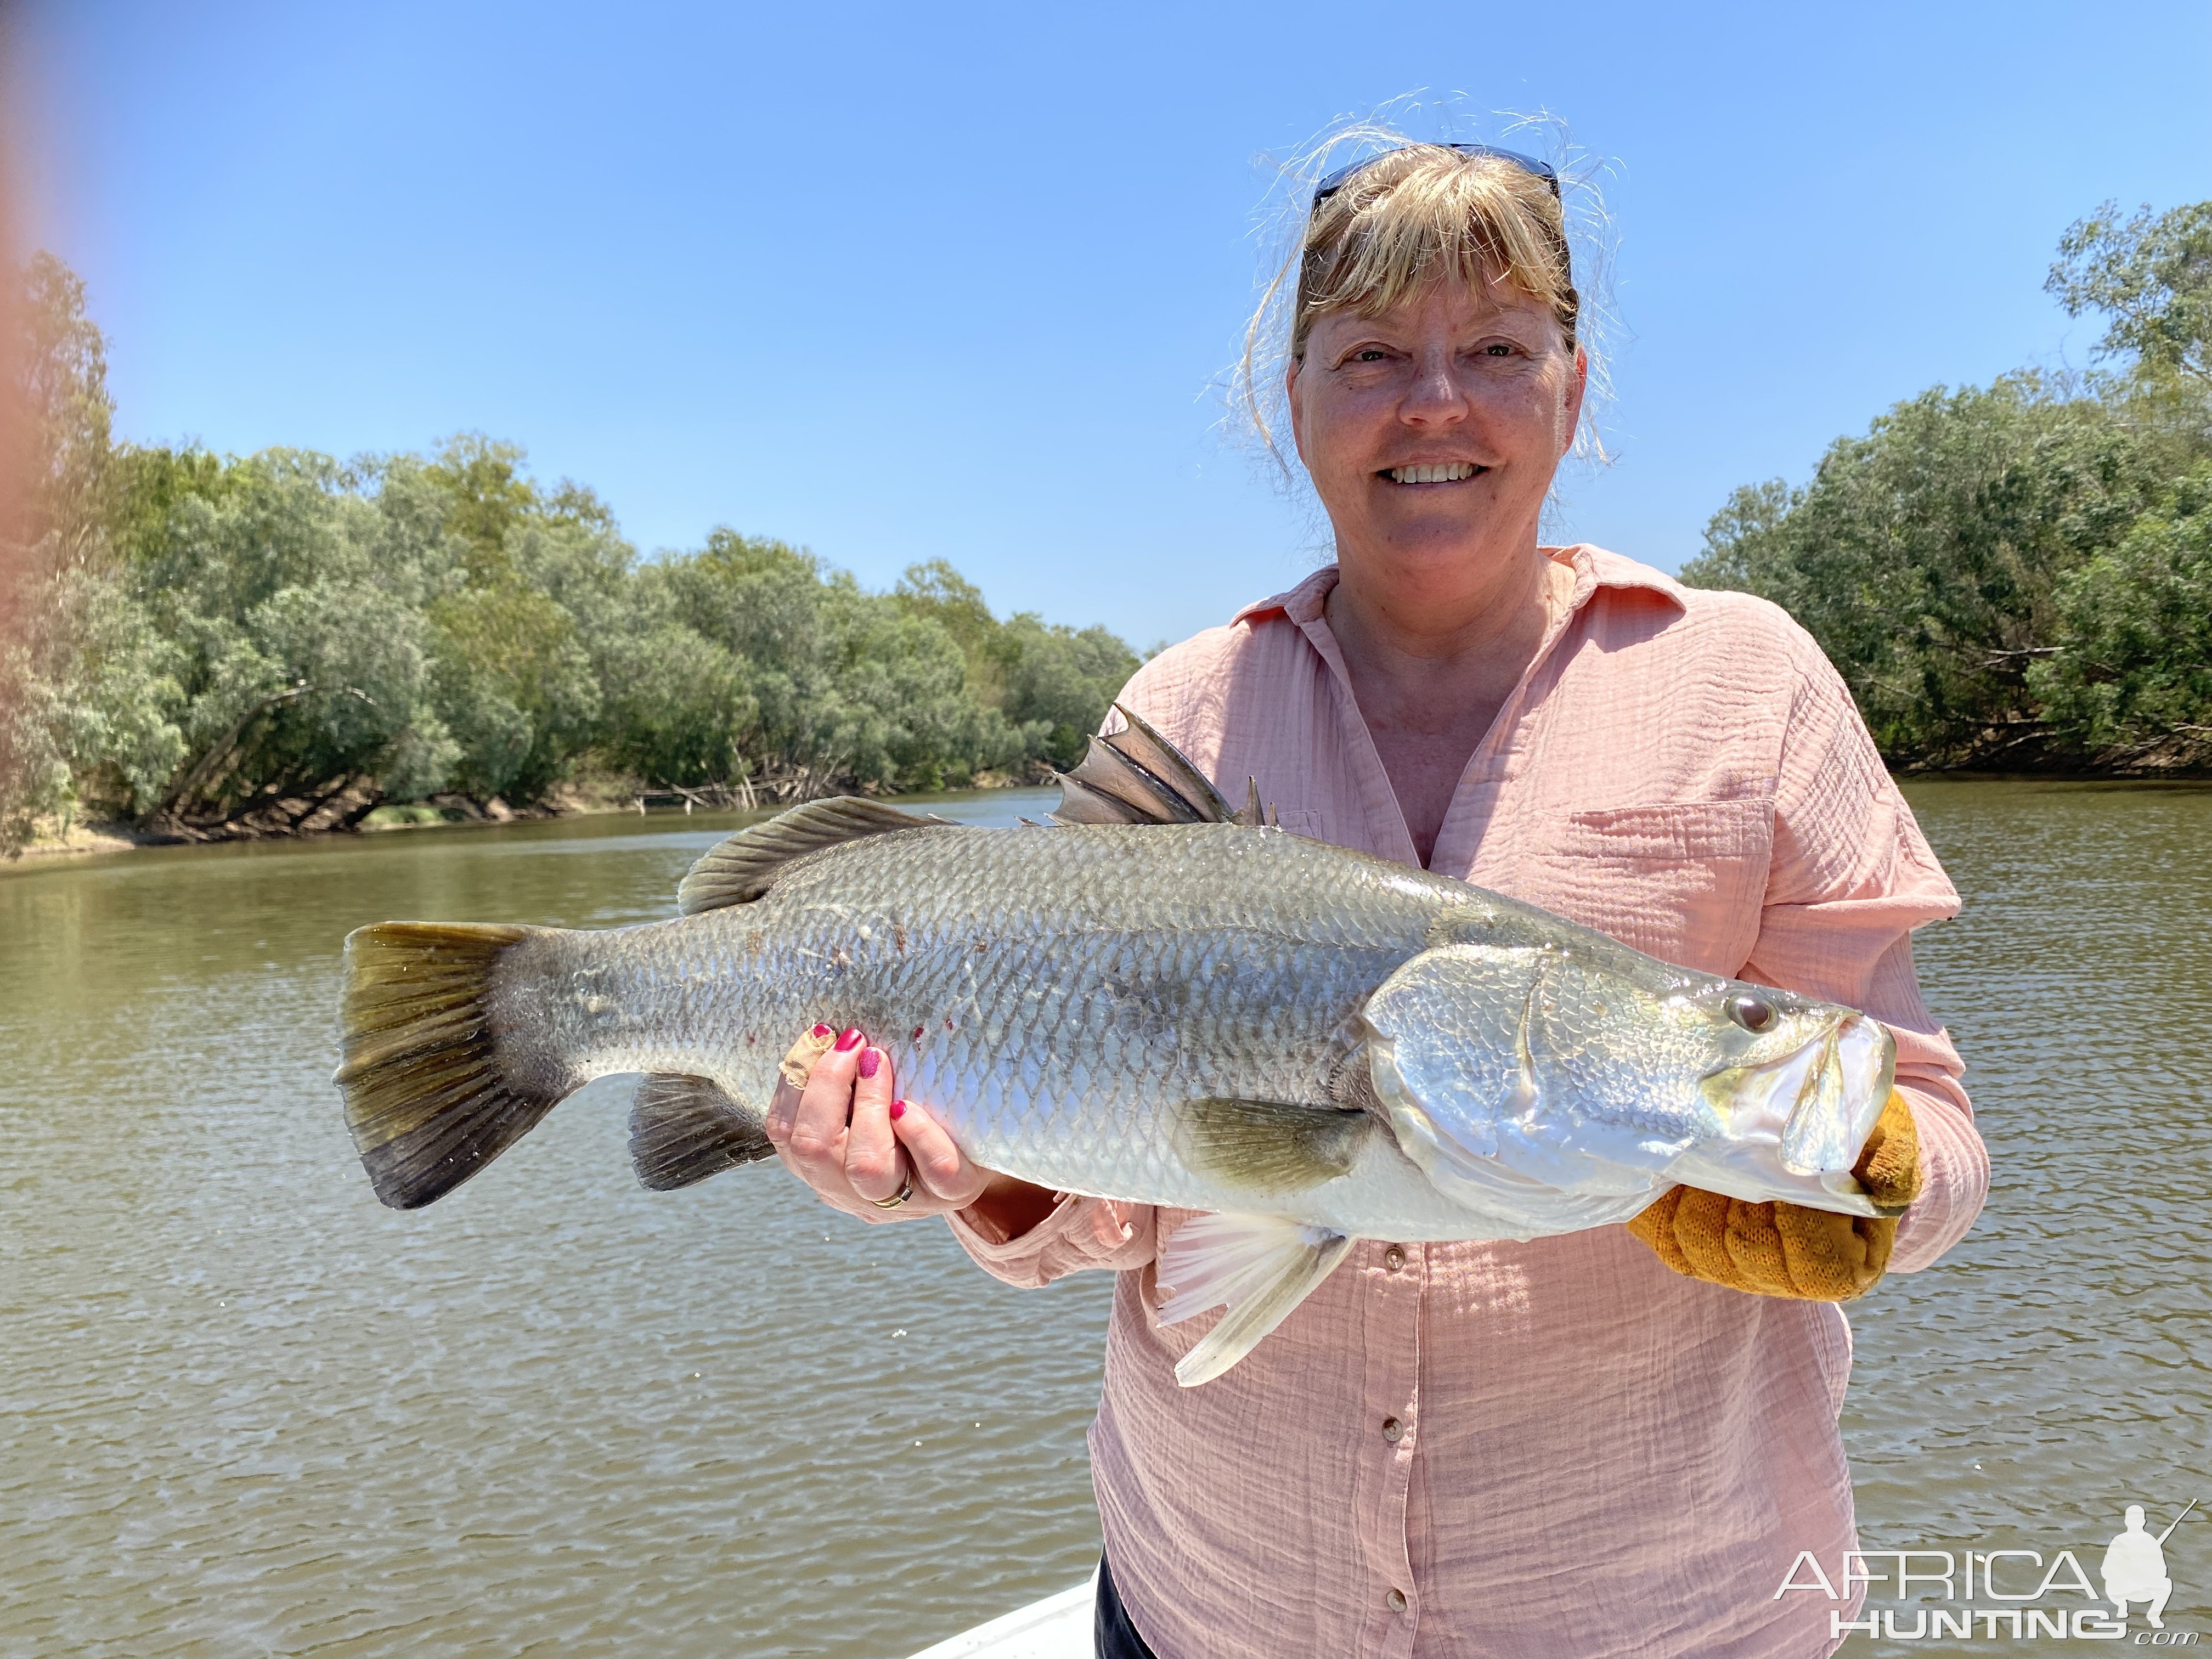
[
  {"x1": 1352, "y1": 348, "x2": 1390, "y2": 363},
  {"x1": 1481, "y1": 342, "x2": 1516, "y2": 357}
]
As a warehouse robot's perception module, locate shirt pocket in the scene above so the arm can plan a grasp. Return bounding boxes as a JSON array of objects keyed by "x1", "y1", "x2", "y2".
[{"x1": 1518, "y1": 798, "x2": 1774, "y2": 970}]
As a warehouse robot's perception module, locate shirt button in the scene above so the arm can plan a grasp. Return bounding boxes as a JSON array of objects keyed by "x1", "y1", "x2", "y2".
[
  {"x1": 1385, "y1": 1588, "x2": 1408, "y2": 1612},
  {"x1": 1383, "y1": 1245, "x2": 1407, "y2": 1271},
  {"x1": 1381, "y1": 1416, "x2": 1404, "y2": 1443}
]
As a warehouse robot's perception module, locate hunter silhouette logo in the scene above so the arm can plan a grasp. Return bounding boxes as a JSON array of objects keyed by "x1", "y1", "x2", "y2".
[{"x1": 2105, "y1": 1500, "x2": 2195, "y2": 1630}]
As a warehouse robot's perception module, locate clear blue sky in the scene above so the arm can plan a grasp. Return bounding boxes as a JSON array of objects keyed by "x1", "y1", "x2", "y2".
[{"x1": 14, "y1": 1, "x2": 2211, "y2": 647}]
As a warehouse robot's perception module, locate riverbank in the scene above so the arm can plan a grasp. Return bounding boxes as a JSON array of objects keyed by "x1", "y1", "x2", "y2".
[{"x1": 4, "y1": 768, "x2": 1048, "y2": 868}]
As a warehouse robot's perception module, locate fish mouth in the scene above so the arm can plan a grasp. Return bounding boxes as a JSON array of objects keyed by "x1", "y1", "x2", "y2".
[{"x1": 1672, "y1": 1013, "x2": 1898, "y2": 1216}]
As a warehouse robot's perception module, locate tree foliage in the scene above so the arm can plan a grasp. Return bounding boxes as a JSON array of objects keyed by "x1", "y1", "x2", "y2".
[
  {"x1": 2049, "y1": 199, "x2": 2212, "y2": 390},
  {"x1": 1685, "y1": 200, "x2": 2212, "y2": 772},
  {"x1": 2029, "y1": 463, "x2": 2212, "y2": 764},
  {"x1": 0, "y1": 256, "x2": 1138, "y2": 848}
]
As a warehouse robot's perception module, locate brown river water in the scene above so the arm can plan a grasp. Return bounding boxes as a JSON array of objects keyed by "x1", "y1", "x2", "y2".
[{"x1": 2, "y1": 781, "x2": 2208, "y2": 1657}]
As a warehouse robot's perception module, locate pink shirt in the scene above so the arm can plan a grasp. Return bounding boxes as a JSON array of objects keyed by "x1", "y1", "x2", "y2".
[{"x1": 947, "y1": 546, "x2": 1987, "y2": 1659}]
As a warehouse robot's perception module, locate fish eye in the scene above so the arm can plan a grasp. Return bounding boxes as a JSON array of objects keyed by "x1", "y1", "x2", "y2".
[{"x1": 1726, "y1": 995, "x2": 1777, "y2": 1033}]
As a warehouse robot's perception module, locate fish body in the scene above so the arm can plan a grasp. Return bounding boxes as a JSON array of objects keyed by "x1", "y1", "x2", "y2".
[{"x1": 338, "y1": 712, "x2": 1898, "y2": 1383}]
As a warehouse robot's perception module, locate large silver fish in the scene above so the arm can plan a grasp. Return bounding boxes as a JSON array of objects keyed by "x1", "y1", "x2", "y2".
[{"x1": 337, "y1": 712, "x2": 1898, "y2": 1384}]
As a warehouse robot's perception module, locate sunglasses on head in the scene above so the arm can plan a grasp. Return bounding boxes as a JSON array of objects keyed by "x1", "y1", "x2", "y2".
[{"x1": 1311, "y1": 143, "x2": 1560, "y2": 208}]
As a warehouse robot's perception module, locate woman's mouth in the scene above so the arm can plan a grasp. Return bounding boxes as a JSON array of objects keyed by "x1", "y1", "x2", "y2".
[{"x1": 1383, "y1": 462, "x2": 1486, "y2": 485}]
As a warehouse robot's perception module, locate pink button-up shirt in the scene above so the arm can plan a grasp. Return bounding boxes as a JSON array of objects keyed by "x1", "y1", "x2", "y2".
[{"x1": 947, "y1": 546, "x2": 1987, "y2": 1659}]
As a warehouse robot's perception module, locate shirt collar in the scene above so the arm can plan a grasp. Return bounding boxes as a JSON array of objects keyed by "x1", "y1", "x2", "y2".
[{"x1": 1228, "y1": 544, "x2": 1689, "y2": 629}]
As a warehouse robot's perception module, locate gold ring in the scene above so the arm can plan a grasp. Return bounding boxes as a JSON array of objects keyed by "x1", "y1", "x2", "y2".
[{"x1": 871, "y1": 1177, "x2": 916, "y2": 1210}]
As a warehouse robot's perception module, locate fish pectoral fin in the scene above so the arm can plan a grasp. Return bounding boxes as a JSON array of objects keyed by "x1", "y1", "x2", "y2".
[
  {"x1": 677, "y1": 798, "x2": 958, "y2": 916},
  {"x1": 629, "y1": 1074, "x2": 774, "y2": 1191},
  {"x1": 1050, "y1": 704, "x2": 1241, "y2": 826},
  {"x1": 1172, "y1": 1097, "x2": 1373, "y2": 1195},
  {"x1": 1157, "y1": 1213, "x2": 1355, "y2": 1387}
]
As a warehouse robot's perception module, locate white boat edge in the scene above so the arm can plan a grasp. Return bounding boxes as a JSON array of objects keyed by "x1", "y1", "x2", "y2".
[{"x1": 902, "y1": 1576, "x2": 1097, "y2": 1659}]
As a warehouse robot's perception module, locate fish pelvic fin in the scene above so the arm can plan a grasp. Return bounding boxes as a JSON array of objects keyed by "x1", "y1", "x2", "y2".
[
  {"x1": 630, "y1": 1073, "x2": 774, "y2": 1191},
  {"x1": 678, "y1": 797, "x2": 955, "y2": 916},
  {"x1": 1051, "y1": 703, "x2": 1248, "y2": 827},
  {"x1": 335, "y1": 921, "x2": 566, "y2": 1210},
  {"x1": 1158, "y1": 1212, "x2": 1355, "y2": 1387}
]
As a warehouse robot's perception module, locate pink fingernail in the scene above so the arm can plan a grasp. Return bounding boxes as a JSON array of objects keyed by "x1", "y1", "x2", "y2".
[
  {"x1": 811, "y1": 1023, "x2": 833, "y2": 1039},
  {"x1": 857, "y1": 1047, "x2": 881, "y2": 1079},
  {"x1": 835, "y1": 1028, "x2": 864, "y2": 1052},
  {"x1": 889, "y1": 1100, "x2": 907, "y2": 1121}
]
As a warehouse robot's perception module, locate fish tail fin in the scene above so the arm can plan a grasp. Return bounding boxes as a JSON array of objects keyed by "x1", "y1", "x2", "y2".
[
  {"x1": 629, "y1": 1073, "x2": 775, "y2": 1191},
  {"x1": 336, "y1": 921, "x2": 569, "y2": 1210}
]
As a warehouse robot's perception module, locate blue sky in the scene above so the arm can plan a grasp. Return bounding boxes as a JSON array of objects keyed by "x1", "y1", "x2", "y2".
[{"x1": 14, "y1": 1, "x2": 2211, "y2": 647}]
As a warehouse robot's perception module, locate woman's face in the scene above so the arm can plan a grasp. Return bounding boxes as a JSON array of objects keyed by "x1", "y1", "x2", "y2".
[{"x1": 1287, "y1": 276, "x2": 1585, "y2": 578}]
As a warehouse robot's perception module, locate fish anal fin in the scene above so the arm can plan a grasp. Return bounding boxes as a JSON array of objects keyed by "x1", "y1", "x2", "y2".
[
  {"x1": 630, "y1": 1073, "x2": 773, "y2": 1190},
  {"x1": 1157, "y1": 1213, "x2": 1355, "y2": 1386},
  {"x1": 678, "y1": 797, "x2": 956, "y2": 916},
  {"x1": 1172, "y1": 1097, "x2": 1372, "y2": 1196}
]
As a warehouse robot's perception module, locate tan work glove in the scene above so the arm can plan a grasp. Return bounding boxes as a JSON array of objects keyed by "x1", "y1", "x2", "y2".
[{"x1": 1628, "y1": 1088, "x2": 1924, "y2": 1301}]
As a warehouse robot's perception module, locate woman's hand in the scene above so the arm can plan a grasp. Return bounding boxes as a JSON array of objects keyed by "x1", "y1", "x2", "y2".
[{"x1": 764, "y1": 1025, "x2": 1058, "y2": 1237}]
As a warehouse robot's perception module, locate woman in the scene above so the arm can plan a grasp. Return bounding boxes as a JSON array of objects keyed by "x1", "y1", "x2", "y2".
[{"x1": 765, "y1": 140, "x2": 1987, "y2": 1658}]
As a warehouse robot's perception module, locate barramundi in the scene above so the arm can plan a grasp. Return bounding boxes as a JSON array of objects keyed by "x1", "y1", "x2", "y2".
[{"x1": 336, "y1": 711, "x2": 1898, "y2": 1384}]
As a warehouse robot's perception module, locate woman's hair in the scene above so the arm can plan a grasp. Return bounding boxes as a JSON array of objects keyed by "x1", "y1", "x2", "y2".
[{"x1": 1237, "y1": 116, "x2": 1612, "y2": 474}]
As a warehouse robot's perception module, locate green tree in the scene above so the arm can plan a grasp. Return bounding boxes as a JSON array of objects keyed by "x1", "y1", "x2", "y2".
[
  {"x1": 2030, "y1": 462, "x2": 2212, "y2": 764},
  {"x1": 2, "y1": 252, "x2": 1146, "y2": 838},
  {"x1": 1681, "y1": 377, "x2": 2160, "y2": 766},
  {"x1": 1, "y1": 252, "x2": 143, "y2": 847},
  {"x1": 1000, "y1": 614, "x2": 1141, "y2": 771},
  {"x1": 2049, "y1": 200, "x2": 2212, "y2": 392}
]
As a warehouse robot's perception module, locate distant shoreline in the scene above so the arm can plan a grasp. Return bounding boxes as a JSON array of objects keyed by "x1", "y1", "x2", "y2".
[{"x1": 5, "y1": 774, "x2": 1051, "y2": 871}]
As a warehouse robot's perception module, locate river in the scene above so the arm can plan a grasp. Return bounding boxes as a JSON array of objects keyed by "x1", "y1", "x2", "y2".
[{"x1": 1, "y1": 781, "x2": 2207, "y2": 1657}]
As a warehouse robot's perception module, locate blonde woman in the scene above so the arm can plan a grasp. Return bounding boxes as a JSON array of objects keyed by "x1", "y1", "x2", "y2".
[{"x1": 767, "y1": 140, "x2": 1988, "y2": 1658}]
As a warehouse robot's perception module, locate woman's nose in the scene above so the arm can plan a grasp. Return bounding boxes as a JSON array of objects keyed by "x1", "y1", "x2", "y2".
[{"x1": 1401, "y1": 348, "x2": 1469, "y2": 425}]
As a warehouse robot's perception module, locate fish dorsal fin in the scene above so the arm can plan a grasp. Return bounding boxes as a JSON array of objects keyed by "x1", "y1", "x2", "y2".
[
  {"x1": 677, "y1": 797, "x2": 954, "y2": 915},
  {"x1": 1052, "y1": 702, "x2": 1250, "y2": 827}
]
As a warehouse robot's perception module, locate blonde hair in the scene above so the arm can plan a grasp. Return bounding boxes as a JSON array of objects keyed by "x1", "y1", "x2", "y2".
[{"x1": 1238, "y1": 117, "x2": 1611, "y2": 472}]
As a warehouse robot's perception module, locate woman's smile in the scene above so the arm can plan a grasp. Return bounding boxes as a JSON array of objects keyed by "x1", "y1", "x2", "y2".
[{"x1": 1382, "y1": 461, "x2": 1486, "y2": 484}]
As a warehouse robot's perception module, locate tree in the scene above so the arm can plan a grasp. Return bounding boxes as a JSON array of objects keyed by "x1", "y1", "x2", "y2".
[
  {"x1": 1, "y1": 253, "x2": 128, "y2": 846},
  {"x1": 2, "y1": 251, "x2": 1146, "y2": 838},
  {"x1": 2030, "y1": 462, "x2": 2212, "y2": 765},
  {"x1": 1681, "y1": 377, "x2": 2160, "y2": 766},
  {"x1": 2049, "y1": 200, "x2": 2212, "y2": 391},
  {"x1": 1000, "y1": 615, "x2": 1141, "y2": 771}
]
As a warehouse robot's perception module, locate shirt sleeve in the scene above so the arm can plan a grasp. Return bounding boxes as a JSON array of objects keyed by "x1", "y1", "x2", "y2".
[
  {"x1": 945, "y1": 1196, "x2": 1159, "y2": 1288},
  {"x1": 1737, "y1": 636, "x2": 1988, "y2": 1273}
]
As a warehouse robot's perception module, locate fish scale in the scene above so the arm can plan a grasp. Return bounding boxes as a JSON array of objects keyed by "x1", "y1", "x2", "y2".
[{"x1": 499, "y1": 824, "x2": 1484, "y2": 1232}]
